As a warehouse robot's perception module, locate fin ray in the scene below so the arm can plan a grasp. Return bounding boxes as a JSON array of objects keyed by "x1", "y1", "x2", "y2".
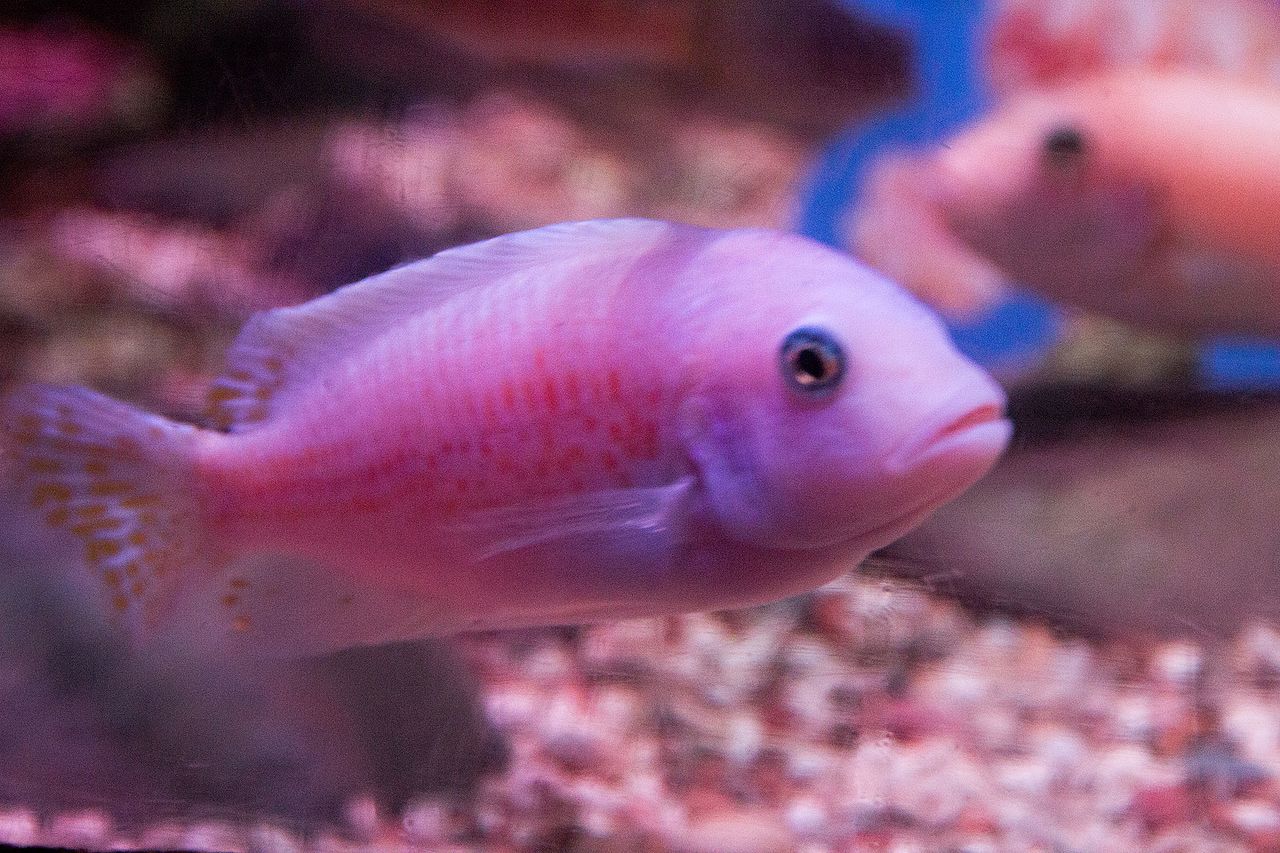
[{"x1": 453, "y1": 478, "x2": 694, "y2": 561}]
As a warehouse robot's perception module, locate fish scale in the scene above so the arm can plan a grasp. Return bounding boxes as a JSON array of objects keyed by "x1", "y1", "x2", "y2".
[{"x1": 403, "y1": 256, "x2": 676, "y2": 507}]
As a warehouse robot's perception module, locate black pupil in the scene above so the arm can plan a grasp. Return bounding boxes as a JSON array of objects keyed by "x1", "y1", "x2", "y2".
[
  {"x1": 1043, "y1": 126, "x2": 1085, "y2": 162},
  {"x1": 781, "y1": 327, "x2": 844, "y2": 396},
  {"x1": 794, "y1": 347, "x2": 828, "y2": 382}
]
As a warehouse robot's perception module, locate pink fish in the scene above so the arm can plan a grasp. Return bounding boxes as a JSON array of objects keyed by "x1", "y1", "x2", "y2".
[
  {"x1": 849, "y1": 69, "x2": 1280, "y2": 335},
  {"x1": 0, "y1": 220, "x2": 1009, "y2": 656}
]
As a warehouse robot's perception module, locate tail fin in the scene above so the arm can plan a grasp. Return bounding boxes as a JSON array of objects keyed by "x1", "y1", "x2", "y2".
[{"x1": 1, "y1": 383, "x2": 204, "y2": 644}]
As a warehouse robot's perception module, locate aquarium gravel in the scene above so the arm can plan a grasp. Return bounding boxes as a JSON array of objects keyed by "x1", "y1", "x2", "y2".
[{"x1": 4, "y1": 576, "x2": 1280, "y2": 851}]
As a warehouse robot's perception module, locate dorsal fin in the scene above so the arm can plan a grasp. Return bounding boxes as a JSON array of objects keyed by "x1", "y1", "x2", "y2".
[{"x1": 205, "y1": 218, "x2": 673, "y2": 431}]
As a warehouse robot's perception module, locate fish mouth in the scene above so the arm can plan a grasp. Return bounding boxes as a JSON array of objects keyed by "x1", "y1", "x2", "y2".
[
  {"x1": 887, "y1": 400, "x2": 1011, "y2": 473},
  {"x1": 847, "y1": 398, "x2": 1010, "y2": 552},
  {"x1": 845, "y1": 422, "x2": 1007, "y2": 554}
]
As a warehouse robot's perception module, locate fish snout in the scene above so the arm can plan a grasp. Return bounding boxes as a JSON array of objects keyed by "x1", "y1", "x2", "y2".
[{"x1": 886, "y1": 395, "x2": 1011, "y2": 476}]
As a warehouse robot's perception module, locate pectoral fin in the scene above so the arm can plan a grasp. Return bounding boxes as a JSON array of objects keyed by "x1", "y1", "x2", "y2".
[{"x1": 453, "y1": 478, "x2": 694, "y2": 561}]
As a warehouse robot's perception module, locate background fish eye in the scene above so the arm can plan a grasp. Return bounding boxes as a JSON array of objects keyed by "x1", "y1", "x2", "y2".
[
  {"x1": 779, "y1": 326, "x2": 846, "y2": 396},
  {"x1": 1042, "y1": 124, "x2": 1087, "y2": 166}
]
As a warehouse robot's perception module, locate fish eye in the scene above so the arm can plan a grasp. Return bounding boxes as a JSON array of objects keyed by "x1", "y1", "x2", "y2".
[
  {"x1": 1042, "y1": 125, "x2": 1087, "y2": 166},
  {"x1": 780, "y1": 327, "x2": 845, "y2": 397}
]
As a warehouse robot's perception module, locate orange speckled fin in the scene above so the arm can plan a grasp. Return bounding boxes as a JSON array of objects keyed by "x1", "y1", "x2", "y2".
[
  {"x1": 0, "y1": 383, "x2": 204, "y2": 646},
  {"x1": 206, "y1": 218, "x2": 672, "y2": 432},
  {"x1": 452, "y1": 478, "x2": 693, "y2": 561}
]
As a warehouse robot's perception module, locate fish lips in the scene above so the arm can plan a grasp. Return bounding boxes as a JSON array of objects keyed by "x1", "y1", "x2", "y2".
[
  {"x1": 836, "y1": 399, "x2": 1011, "y2": 553},
  {"x1": 886, "y1": 400, "x2": 1012, "y2": 475}
]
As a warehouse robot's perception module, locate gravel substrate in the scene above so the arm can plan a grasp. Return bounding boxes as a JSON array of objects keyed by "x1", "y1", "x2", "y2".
[{"x1": 4, "y1": 573, "x2": 1280, "y2": 851}]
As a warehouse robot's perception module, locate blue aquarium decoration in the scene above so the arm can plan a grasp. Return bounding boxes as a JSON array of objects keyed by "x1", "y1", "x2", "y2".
[
  {"x1": 1201, "y1": 338, "x2": 1280, "y2": 390},
  {"x1": 803, "y1": 0, "x2": 1063, "y2": 374}
]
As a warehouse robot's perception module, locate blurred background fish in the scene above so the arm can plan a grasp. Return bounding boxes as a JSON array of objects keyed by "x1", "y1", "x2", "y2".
[
  {"x1": 849, "y1": 68, "x2": 1280, "y2": 336},
  {"x1": 838, "y1": 0, "x2": 1280, "y2": 389}
]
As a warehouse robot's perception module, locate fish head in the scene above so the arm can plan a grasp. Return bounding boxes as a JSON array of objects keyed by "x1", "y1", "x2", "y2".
[
  {"x1": 852, "y1": 90, "x2": 1161, "y2": 318},
  {"x1": 673, "y1": 230, "x2": 1011, "y2": 555},
  {"x1": 946, "y1": 93, "x2": 1159, "y2": 265}
]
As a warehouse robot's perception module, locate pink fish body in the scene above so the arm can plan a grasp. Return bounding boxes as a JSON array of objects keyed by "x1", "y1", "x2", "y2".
[
  {"x1": 1, "y1": 220, "x2": 1009, "y2": 656},
  {"x1": 851, "y1": 69, "x2": 1280, "y2": 335}
]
